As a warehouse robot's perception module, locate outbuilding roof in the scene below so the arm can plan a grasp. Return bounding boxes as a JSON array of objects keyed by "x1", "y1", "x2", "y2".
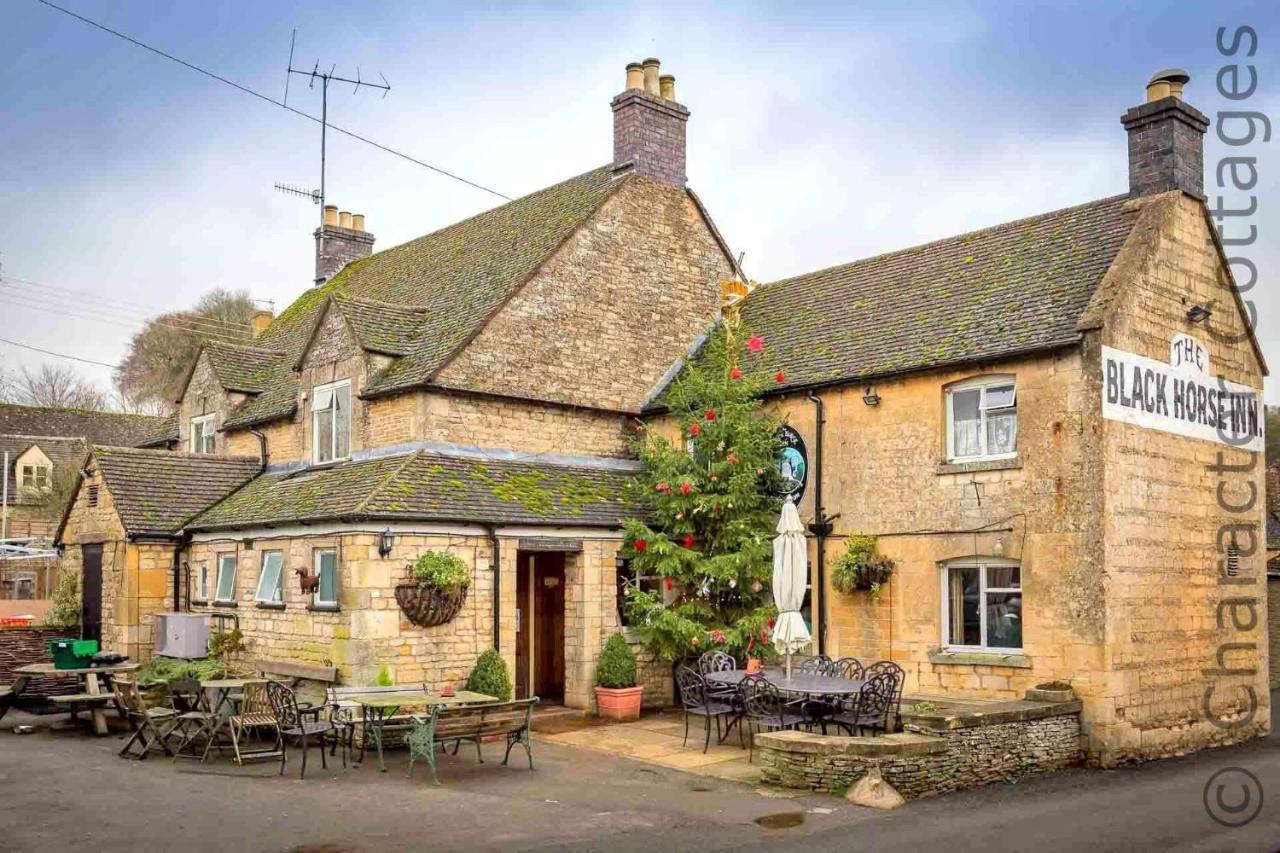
[
  {"x1": 730, "y1": 193, "x2": 1141, "y2": 394},
  {"x1": 0, "y1": 403, "x2": 165, "y2": 446},
  {"x1": 76, "y1": 447, "x2": 261, "y2": 538},
  {"x1": 221, "y1": 164, "x2": 627, "y2": 428},
  {"x1": 0, "y1": 435, "x2": 85, "y2": 506},
  {"x1": 187, "y1": 449, "x2": 636, "y2": 531}
]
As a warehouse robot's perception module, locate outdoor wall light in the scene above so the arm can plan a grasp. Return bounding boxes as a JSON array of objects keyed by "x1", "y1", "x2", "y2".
[
  {"x1": 378, "y1": 528, "x2": 395, "y2": 558},
  {"x1": 862, "y1": 386, "x2": 881, "y2": 406},
  {"x1": 1186, "y1": 304, "x2": 1212, "y2": 324}
]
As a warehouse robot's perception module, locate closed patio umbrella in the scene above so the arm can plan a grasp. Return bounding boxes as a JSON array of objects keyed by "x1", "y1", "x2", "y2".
[{"x1": 770, "y1": 498, "x2": 811, "y2": 679}]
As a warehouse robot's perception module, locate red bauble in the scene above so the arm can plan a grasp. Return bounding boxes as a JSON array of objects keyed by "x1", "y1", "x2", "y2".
[
  {"x1": 633, "y1": 538, "x2": 647, "y2": 552},
  {"x1": 774, "y1": 371, "x2": 786, "y2": 382},
  {"x1": 689, "y1": 424, "x2": 701, "y2": 437},
  {"x1": 683, "y1": 534, "x2": 694, "y2": 548},
  {"x1": 730, "y1": 368, "x2": 743, "y2": 380},
  {"x1": 705, "y1": 409, "x2": 716, "y2": 421},
  {"x1": 746, "y1": 335, "x2": 765, "y2": 353},
  {"x1": 664, "y1": 577, "x2": 673, "y2": 590},
  {"x1": 680, "y1": 482, "x2": 692, "y2": 495},
  {"x1": 726, "y1": 453, "x2": 739, "y2": 464}
]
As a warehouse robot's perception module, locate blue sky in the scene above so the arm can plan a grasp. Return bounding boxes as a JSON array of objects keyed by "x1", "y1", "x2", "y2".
[{"x1": 2, "y1": 0, "x2": 1278, "y2": 402}]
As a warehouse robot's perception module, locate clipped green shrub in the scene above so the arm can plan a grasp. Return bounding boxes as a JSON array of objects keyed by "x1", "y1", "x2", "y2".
[
  {"x1": 595, "y1": 633, "x2": 638, "y2": 689},
  {"x1": 466, "y1": 648, "x2": 513, "y2": 701},
  {"x1": 411, "y1": 551, "x2": 471, "y2": 591},
  {"x1": 137, "y1": 656, "x2": 226, "y2": 686}
]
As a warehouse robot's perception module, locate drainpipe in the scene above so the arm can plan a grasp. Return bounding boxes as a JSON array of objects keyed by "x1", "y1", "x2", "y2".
[
  {"x1": 249, "y1": 429, "x2": 269, "y2": 473},
  {"x1": 805, "y1": 391, "x2": 834, "y2": 655},
  {"x1": 172, "y1": 547, "x2": 182, "y2": 612},
  {"x1": 484, "y1": 524, "x2": 501, "y2": 650}
]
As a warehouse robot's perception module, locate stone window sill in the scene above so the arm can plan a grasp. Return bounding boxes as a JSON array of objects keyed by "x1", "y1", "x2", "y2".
[
  {"x1": 928, "y1": 650, "x2": 1031, "y2": 669},
  {"x1": 191, "y1": 599, "x2": 208, "y2": 607},
  {"x1": 212, "y1": 601, "x2": 238, "y2": 609},
  {"x1": 308, "y1": 604, "x2": 341, "y2": 613},
  {"x1": 255, "y1": 602, "x2": 286, "y2": 611},
  {"x1": 935, "y1": 456, "x2": 1022, "y2": 476}
]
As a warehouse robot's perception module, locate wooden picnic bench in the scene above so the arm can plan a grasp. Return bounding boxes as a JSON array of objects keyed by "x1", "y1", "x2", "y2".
[
  {"x1": 407, "y1": 698, "x2": 539, "y2": 785},
  {"x1": 0, "y1": 674, "x2": 31, "y2": 723}
]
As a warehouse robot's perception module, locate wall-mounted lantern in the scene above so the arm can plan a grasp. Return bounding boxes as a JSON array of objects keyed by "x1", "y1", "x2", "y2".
[
  {"x1": 378, "y1": 528, "x2": 395, "y2": 559},
  {"x1": 862, "y1": 386, "x2": 881, "y2": 407}
]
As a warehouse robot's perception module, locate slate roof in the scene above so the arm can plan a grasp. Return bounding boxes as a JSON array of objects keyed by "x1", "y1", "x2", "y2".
[
  {"x1": 729, "y1": 194, "x2": 1140, "y2": 394},
  {"x1": 0, "y1": 404, "x2": 165, "y2": 446},
  {"x1": 0, "y1": 435, "x2": 85, "y2": 506},
  {"x1": 203, "y1": 340, "x2": 286, "y2": 394},
  {"x1": 87, "y1": 447, "x2": 261, "y2": 537},
  {"x1": 221, "y1": 165, "x2": 627, "y2": 428},
  {"x1": 187, "y1": 449, "x2": 636, "y2": 531},
  {"x1": 134, "y1": 414, "x2": 180, "y2": 449}
]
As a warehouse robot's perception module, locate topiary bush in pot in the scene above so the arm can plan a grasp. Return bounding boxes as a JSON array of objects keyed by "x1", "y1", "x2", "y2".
[
  {"x1": 466, "y1": 648, "x2": 513, "y2": 702},
  {"x1": 594, "y1": 633, "x2": 643, "y2": 721}
]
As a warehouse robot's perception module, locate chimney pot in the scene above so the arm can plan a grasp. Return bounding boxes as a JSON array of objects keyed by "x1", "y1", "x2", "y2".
[
  {"x1": 1146, "y1": 68, "x2": 1190, "y2": 102},
  {"x1": 323, "y1": 205, "x2": 339, "y2": 226},
  {"x1": 352, "y1": 213, "x2": 366, "y2": 231},
  {"x1": 625, "y1": 62, "x2": 644, "y2": 91},
  {"x1": 642, "y1": 58, "x2": 661, "y2": 96},
  {"x1": 659, "y1": 74, "x2": 676, "y2": 101},
  {"x1": 338, "y1": 210, "x2": 353, "y2": 229},
  {"x1": 315, "y1": 206, "x2": 375, "y2": 286}
]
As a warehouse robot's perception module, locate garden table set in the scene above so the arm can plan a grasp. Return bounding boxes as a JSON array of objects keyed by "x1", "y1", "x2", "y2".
[
  {"x1": 347, "y1": 690, "x2": 498, "y2": 771},
  {"x1": 13, "y1": 661, "x2": 140, "y2": 736}
]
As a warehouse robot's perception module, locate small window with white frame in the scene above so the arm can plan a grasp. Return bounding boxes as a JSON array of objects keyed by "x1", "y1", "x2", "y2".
[
  {"x1": 20, "y1": 464, "x2": 49, "y2": 490},
  {"x1": 314, "y1": 549, "x2": 338, "y2": 607},
  {"x1": 255, "y1": 551, "x2": 285, "y2": 604},
  {"x1": 941, "y1": 560, "x2": 1022, "y2": 652},
  {"x1": 945, "y1": 376, "x2": 1017, "y2": 462},
  {"x1": 311, "y1": 380, "x2": 351, "y2": 465},
  {"x1": 191, "y1": 414, "x2": 216, "y2": 454},
  {"x1": 214, "y1": 553, "x2": 237, "y2": 603},
  {"x1": 194, "y1": 563, "x2": 209, "y2": 601}
]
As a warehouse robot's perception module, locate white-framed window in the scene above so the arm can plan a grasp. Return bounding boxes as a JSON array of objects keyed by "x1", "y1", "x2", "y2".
[
  {"x1": 941, "y1": 560, "x2": 1022, "y2": 652},
  {"x1": 311, "y1": 380, "x2": 351, "y2": 465},
  {"x1": 20, "y1": 464, "x2": 49, "y2": 489},
  {"x1": 214, "y1": 553, "x2": 237, "y2": 603},
  {"x1": 191, "y1": 414, "x2": 216, "y2": 454},
  {"x1": 255, "y1": 551, "x2": 285, "y2": 604},
  {"x1": 194, "y1": 563, "x2": 209, "y2": 601},
  {"x1": 945, "y1": 376, "x2": 1017, "y2": 462},
  {"x1": 314, "y1": 549, "x2": 338, "y2": 607}
]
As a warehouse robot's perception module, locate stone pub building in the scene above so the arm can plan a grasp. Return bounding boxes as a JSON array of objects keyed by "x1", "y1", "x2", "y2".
[{"x1": 59, "y1": 63, "x2": 1267, "y2": 765}]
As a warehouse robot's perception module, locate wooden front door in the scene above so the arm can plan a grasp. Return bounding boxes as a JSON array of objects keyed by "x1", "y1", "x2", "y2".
[
  {"x1": 81, "y1": 543, "x2": 103, "y2": 642},
  {"x1": 514, "y1": 551, "x2": 566, "y2": 703}
]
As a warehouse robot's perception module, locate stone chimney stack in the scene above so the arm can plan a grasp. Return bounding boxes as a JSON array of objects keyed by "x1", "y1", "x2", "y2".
[
  {"x1": 250, "y1": 307, "x2": 274, "y2": 338},
  {"x1": 612, "y1": 58, "x2": 689, "y2": 186},
  {"x1": 1121, "y1": 69, "x2": 1209, "y2": 200},
  {"x1": 315, "y1": 205, "x2": 375, "y2": 286}
]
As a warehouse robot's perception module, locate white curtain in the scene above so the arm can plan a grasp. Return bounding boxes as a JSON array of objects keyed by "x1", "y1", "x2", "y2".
[{"x1": 771, "y1": 499, "x2": 811, "y2": 654}]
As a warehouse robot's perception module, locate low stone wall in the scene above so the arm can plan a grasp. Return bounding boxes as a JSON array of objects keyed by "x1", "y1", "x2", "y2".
[
  {"x1": 0, "y1": 625, "x2": 80, "y2": 699},
  {"x1": 757, "y1": 698, "x2": 1082, "y2": 800},
  {"x1": 629, "y1": 636, "x2": 673, "y2": 709}
]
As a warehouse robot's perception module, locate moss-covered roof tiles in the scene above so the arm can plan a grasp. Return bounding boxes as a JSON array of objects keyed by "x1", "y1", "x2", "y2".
[
  {"x1": 92, "y1": 447, "x2": 262, "y2": 536},
  {"x1": 187, "y1": 450, "x2": 635, "y2": 531},
  {"x1": 728, "y1": 194, "x2": 1140, "y2": 394},
  {"x1": 220, "y1": 165, "x2": 626, "y2": 428}
]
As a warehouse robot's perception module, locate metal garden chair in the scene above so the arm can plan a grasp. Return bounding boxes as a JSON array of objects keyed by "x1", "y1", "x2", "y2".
[
  {"x1": 737, "y1": 673, "x2": 808, "y2": 763},
  {"x1": 828, "y1": 671, "x2": 898, "y2": 736},
  {"x1": 697, "y1": 650, "x2": 738, "y2": 701},
  {"x1": 676, "y1": 665, "x2": 737, "y2": 754},
  {"x1": 265, "y1": 680, "x2": 343, "y2": 778}
]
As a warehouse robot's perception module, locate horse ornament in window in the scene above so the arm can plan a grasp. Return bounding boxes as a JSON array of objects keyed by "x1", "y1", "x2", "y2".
[{"x1": 294, "y1": 568, "x2": 320, "y2": 595}]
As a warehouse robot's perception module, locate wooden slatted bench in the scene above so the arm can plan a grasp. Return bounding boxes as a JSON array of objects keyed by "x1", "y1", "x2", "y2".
[
  {"x1": 49, "y1": 691, "x2": 115, "y2": 724},
  {"x1": 407, "y1": 698, "x2": 539, "y2": 784},
  {"x1": 254, "y1": 659, "x2": 338, "y2": 688}
]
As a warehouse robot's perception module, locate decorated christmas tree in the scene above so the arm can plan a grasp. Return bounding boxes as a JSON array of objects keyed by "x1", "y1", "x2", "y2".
[{"x1": 621, "y1": 317, "x2": 787, "y2": 662}]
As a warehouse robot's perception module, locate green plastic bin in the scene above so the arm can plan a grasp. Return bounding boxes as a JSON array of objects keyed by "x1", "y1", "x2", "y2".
[{"x1": 49, "y1": 638, "x2": 99, "y2": 670}]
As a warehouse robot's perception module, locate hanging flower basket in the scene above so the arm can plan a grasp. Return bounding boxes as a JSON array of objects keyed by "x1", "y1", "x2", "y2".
[
  {"x1": 831, "y1": 536, "x2": 895, "y2": 596},
  {"x1": 395, "y1": 583, "x2": 468, "y2": 628}
]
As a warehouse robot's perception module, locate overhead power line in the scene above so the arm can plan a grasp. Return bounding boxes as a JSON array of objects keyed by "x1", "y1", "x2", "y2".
[
  {"x1": 0, "y1": 335, "x2": 116, "y2": 368},
  {"x1": 35, "y1": 0, "x2": 513, "y2": 201}
]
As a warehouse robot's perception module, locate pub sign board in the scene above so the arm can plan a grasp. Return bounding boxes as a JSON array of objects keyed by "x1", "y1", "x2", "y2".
[
  {"x1": 1102, "y1": 343, "x2": 1264, "y2": 452},
  {"x1": 775, "y1": 426, "x2": 808, "y2": 504}
]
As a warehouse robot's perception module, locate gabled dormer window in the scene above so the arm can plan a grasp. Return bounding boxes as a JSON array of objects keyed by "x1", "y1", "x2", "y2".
[
  {"x1": 191, "y1": 414, "x2": 216, "y2": 454},
  {"x1": 20, "y1": 464, "x2": 49, "y2": 490},
  {"x1": 312, "y1": 380, "x2": 351, "y2": 465}
]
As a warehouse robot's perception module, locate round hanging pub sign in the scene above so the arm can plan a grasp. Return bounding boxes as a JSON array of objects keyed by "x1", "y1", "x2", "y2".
[{"x1": 774, "y1": 426, "x2": 807, "y2": 504}]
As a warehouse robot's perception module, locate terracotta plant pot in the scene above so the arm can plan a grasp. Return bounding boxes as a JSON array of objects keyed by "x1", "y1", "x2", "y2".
[
  {"x1": 595, "y1": 685, "x2": 644, "y2": 721},
  {"x1": 746, "y1": 658, "x2": 763, "y2": 674}
]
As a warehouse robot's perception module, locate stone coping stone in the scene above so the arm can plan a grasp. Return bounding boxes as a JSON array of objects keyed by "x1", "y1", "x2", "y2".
[
  {"x1": 755, "y1": 730, "x2": 947, "y2": 757},
  {"x1": 902, "y1": 698, "x2": 1083, "y2": 731}
]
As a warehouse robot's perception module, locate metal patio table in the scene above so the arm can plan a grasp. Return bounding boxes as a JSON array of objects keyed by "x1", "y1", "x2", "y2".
[
  {"x1": 350, "y1": 690, "x2": 497, "y2": 771},
  {"x1": 703, "y1": 669, "x2": 864, "y2": 737}
]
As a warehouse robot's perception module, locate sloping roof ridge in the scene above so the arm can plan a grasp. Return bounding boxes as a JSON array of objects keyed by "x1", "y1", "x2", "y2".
[
  {"x1": 353, "y1": 449, "x2": 426, "y2": 516},
  {"x1": 94, "y1": 444, "x2": 259, "y2": 464},
  {"x1": 761, "y1": 192, "x2": 1131, "y2": 291},
  {"x1": 0, "y1": 402, "x2": 157, "y2": 421},
  {"x1": 204, "y1": 338, "x2": 287, "y2": 357},
  {"x1": 1, "y1": 433, "x2": 89, "y2": 443},
  {"x1": 333, "y1": 293, "x2": 429, "y2": 313}
]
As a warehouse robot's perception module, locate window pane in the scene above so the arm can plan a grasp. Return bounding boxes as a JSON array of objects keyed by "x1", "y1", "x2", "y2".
[
  {"x1": 36, "y1": 468, "x2": 48, "y2": 488},
  {"x1": 947, "y1": 566, "x2": 981, "y2": 646},
  {"x1": 315, "y1": 408, "x2": 334, "y2": 463},
  {"x1": 983, "y1": 384, "x2": 1016, "y2": 409},
  {"x1": 216, "y1": 556, "x2": 236, "y2": 601},
  {"x1": 985, "y1": 591, "x2": 1022, "y2": 648},
  {"x1": 21, "y1": 466, "x2": 33, "y2": 486},
  {"x1": 986, "y1": 564, "x2": 1020, "y2": 589},
  {"x1": 333, "y1": 385, "x2": 350, "y2": 459},
  {"x1": 256, "y1": 552, "x2": 283, "y2": 602},
  {"x1": 311, "y1": 386, "x2": 333, "y2": 411},
  {"x1": 317, "y1": 551, "x2": 337, "y2": 604},
  {"x1": 197, "y1": 564, "x2": 208, "y2": 599},
  {"x1": 951, "y1": 388, "x2": 983, "y2": 458},
  {"x1": 986, "y1": 409, "x2": 1018, "y2": 455}
]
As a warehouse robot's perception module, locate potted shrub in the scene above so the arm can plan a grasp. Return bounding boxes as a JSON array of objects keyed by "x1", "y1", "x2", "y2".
[
  {"x1": 831, "y1": 535, "x2": 895, "y2": 597},
  {"x1": 394, "y1": 551, "x2": 471, "y2": 627},
  {"x1": 594, "y1": 633, "x2": 643, "y2": 721}
]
